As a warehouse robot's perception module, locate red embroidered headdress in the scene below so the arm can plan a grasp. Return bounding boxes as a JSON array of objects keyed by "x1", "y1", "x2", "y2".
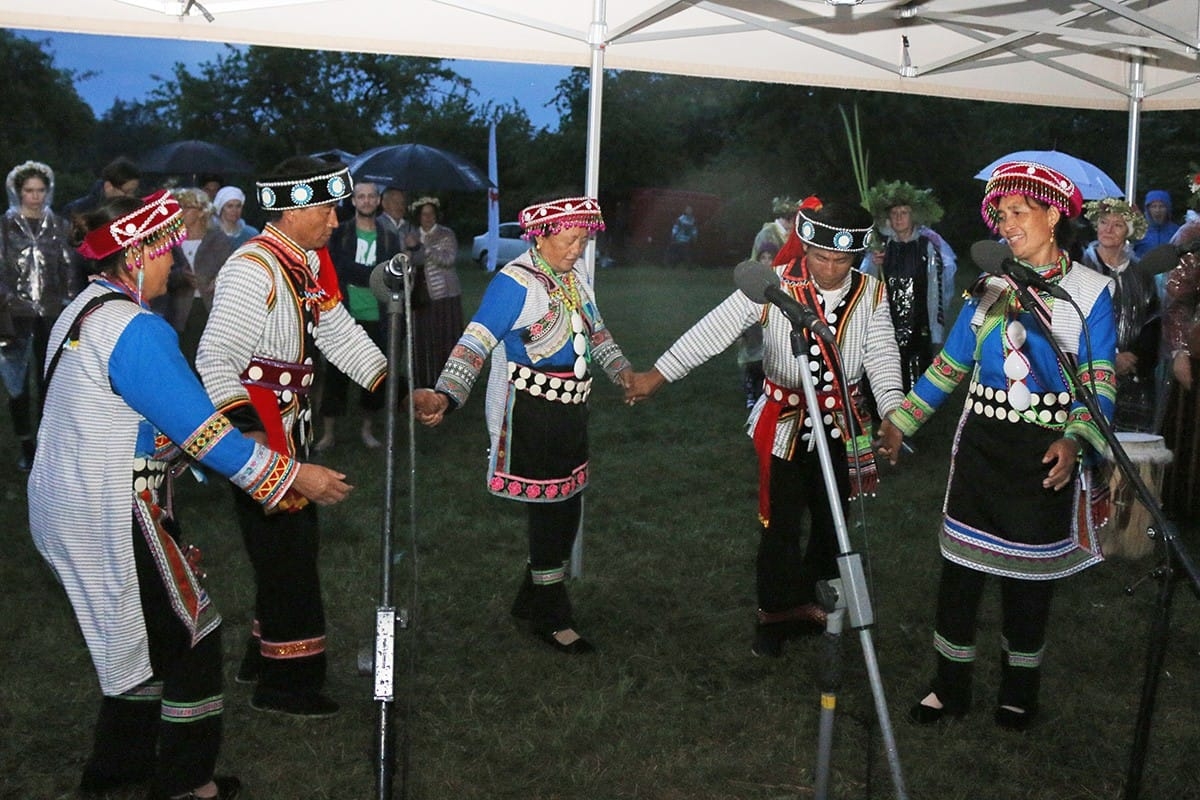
[
  {"x1": 981, "y1": 161, "x2": 1083, "y2": 232},
  {"x1": 77, "y1": 189, "x2": 186, "y2": 260},
  {"x1": 519, "y1": 196, "x2": 605, "y2": 240}
]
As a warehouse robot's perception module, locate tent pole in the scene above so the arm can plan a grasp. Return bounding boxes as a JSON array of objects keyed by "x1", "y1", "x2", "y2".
[
  {"x1": 583, "y1": 0, "x2": 606, "y2": 291},
  {"x1": 1125, "y1": 56, "x2": 1144, "y2": 202},
  {"x1": 571, "y1": 0, "x2": 607, "y2": 580}
]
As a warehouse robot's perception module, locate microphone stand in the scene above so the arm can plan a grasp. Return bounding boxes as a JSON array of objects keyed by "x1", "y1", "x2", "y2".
[
  {"x1": 367, "y1": 257, "x2": 420, "y2": 800},
  {"x1": 784, "y1": 325, "x2": 909, "y2": 800},
  {"x1": 1003, "y1": 278, "x2": 1200, "y2": 800}
]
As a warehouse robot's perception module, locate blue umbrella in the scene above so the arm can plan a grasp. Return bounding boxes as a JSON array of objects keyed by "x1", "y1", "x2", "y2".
[{"x1": 975, "y1": 150, "x2": 1123, "y2": 200}]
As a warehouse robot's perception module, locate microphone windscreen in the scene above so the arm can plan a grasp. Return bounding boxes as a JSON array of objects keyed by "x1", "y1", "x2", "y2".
[
  {"x1": 970, "y1": 239, "x2": 1010, "y2": 274},
  {"x1": 370, "y1": 261, "x2": 395, "y2": 302},
  {"x1": 1136, "y1": 243, "x2": 1181, "y2": 277},
  {"x1": 733, "y1": 260, "x2": 776, "y2": 303}
]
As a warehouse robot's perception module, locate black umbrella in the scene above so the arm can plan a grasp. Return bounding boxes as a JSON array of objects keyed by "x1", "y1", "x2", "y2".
[
  {"x1": 138, "y1": 139, "x2": 253, "y2": 176},
  {"x1": 349, "y1": 143, "x2": 491, "y2": 192},
  {"x1": 309, "y1": 148, "x2": 358, "y2": 165}
]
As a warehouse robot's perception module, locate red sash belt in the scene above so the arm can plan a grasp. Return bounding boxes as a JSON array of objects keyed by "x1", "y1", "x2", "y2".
[{"x1": 752, "y1": 378, "x2": 876, "y2": 524}]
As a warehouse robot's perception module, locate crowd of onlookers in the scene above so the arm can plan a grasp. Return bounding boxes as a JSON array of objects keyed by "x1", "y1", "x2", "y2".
[{"x1": 0, "y1": 154, "x2": 470, "y2": 470}]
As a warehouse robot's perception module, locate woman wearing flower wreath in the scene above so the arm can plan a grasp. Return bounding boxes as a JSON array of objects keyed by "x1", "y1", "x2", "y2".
[
  {"x1": 1079, "y1": 196, "x2": 1159, "y2": 432},
  {"x1": 411, "y1": 196, "x2": 632, "y2": 654},
  {"x1": 405, "y1": 195, "x2": 464, "y2": 388},
  {"x1": 30, "y1": 191, "x2": 351, "y2": 799},
  {"x1": 860, "y1": 179, "x2": 958, "y2": 393},
  {"x1": 877, "y1": 161, "x2": 1117, "y2": 731}
]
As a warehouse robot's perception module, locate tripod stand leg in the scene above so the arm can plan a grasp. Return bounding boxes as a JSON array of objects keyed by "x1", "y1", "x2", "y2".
[
  {"x1": 1123, "y1": 568, "x2": 1177, "y2": 800},
  {"x1": 813, "y1": 607, "x2": 845, "y2": 800}
]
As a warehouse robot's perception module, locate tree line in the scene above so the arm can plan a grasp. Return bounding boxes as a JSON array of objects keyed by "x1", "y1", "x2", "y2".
[{"x1": 4, "y1": 29, "x2": 1198, "y2": 264}]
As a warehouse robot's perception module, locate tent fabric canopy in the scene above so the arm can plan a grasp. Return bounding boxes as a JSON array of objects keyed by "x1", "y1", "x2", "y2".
[{"x1": 6, "y1": 1, "x2": 1199, "y2": 112}]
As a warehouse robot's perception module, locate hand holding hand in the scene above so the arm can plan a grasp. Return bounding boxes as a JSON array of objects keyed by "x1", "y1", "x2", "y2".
[
  {"x1": 624, "y1": 369, "x2": 666, "y2": 406},
  {"x1": 874, "y1": 418, "x2": 904, "y2": 465},
  {"x1": 411, "y1": 388, "x2": 449, "y2": 426},
  {"x1": 291, "y1": 463, "x2": 353, "y2": 506},
  {"x1": 1114, "y1": 351, "x2": 1138, "y2": 376}
]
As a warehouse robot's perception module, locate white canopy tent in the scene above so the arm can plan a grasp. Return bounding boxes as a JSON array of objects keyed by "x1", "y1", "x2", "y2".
[{"x1": 7, "y1": 0, "x2": 1199, "y2": 198}]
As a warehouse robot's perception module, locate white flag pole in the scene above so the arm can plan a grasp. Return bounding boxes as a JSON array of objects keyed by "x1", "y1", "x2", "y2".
[{"x1": 485, "y1": 123, "x2": 500, "y2": 273}]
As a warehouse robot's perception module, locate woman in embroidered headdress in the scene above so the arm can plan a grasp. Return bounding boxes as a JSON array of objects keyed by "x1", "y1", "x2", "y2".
[
  {"x1": 411, "y1": 196, "x2": 632, "y2": 654},
  {"x1": 406, "y1": 195, "x2": 464, "y2": 388},
  {"x1": 625, "y1": 199, "x2": 903, "y2": 658},
  {"x1": 0, "y1": 160, "x2": 76, "y2": 470},
  {"x1": 878, "y1": 161, "x2": 1117, "y2": 731},
  {"x1": 1079, "y1": 197, "x2": 1158, "y2": 432},
  {"x1": 29, "y1": 191, "x2": 352, "y2": 800}
]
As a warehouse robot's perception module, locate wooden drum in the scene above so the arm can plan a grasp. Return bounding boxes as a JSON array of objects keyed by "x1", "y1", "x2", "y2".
[{"x1": 1099, "y1": 432, "x2": 1173, "y2": 560}]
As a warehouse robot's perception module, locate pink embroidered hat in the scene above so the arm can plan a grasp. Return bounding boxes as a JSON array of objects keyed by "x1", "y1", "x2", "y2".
[
  {"x1": 518, "y1": 196, "x2": 605, "y2": 240},
  {"x1": 77, "y1": 190, "x2": 186, "y2": 261},
  {"x1": 981, "y1": 161, "x2": 1083, "y2": 232}
]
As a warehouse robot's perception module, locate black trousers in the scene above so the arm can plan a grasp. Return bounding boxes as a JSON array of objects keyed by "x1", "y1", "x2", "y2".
[
  {"x1": 929, "y1": 559, "x2": 1055, "y2": 712},
  {"x1": 83, "y1": 521, "x2": 224, "y2": 795},
  {"x1": 756, "y1": 448, "x2": 849, "y2": 612},
  {"x1": 231, "y1": 489, "x2": 327, "y2": 695},
  {"x1": 8, "y1": 315, "x2": 51, "y2": 439},
  {"x1": 518, "y1": 494, "x2": 583, "y2": 634}
]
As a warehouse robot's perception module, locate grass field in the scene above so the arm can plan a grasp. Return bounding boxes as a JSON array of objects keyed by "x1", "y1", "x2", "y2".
[{"x1": 1, "y1": 262, "x2": 1198, "y2": 799}]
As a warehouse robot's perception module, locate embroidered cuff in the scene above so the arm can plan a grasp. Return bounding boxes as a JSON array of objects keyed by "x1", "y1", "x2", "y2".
[{"x1": 232, "y1": 443, "x2": 298, "y2": 510}]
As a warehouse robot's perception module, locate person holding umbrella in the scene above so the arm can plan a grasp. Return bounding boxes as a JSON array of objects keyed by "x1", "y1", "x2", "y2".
[
  {"x1": 31, "y1": 190, "x2": 352, "y2": 799},
  {"x1": 877, "y1": 161, "x2": 1117, "y2": 730},
  {"x1": 407, "y1": 195, "x2": 464, "y2": 388}
]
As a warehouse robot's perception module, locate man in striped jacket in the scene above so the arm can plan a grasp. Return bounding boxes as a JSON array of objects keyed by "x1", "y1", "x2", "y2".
[
  {"x1": 198, "y1": 157, "x2": 387, "y2": 717},
  {"x1": 625, "y1": 199, "x2": 903, "y2": 657}
]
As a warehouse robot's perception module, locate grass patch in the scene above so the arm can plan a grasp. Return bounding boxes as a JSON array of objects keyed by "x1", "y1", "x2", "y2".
[{"x1": 2, "y1": 263, "x2": 1198, "y2": 799}]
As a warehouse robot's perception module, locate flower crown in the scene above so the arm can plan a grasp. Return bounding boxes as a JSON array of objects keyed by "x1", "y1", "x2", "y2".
[
  {"x1": 410, "y1": 196, "x2": 440, "y2": 214},
  {"x1": 1083, "y1": 197, "x2": 1148, "y2": 241}
]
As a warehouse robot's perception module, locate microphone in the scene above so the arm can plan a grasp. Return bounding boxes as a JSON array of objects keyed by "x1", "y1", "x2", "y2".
[
  {"x1": 734, "y1": 260, "x2": 836, "y2": 344},
  {"x1": 370, "y1": 252, "x2": 411, "y2": 301},
  {"x1": 1136, "y1": 241, "x2": 1200, "y2": 277},
  {"x1": 969, "y1": 240, "x2": 1072, "y2": 301}
]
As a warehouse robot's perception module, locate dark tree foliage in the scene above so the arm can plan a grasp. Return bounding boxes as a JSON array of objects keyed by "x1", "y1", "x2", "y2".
[
  {"x1": 146, "y1": 46, "x2": 468, "y2": 169},
  {"x1": 548, "y1": 65, "x2": 1197, "y2": 266},
  {"x1": 0, "y1": 31, "x2": 96, "y2": 202}
]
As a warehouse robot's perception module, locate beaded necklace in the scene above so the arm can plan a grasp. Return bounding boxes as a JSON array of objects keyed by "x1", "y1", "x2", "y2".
[
  {"x1": 530, "y1": 248, "x2": 590, "y2": 378},
  {"x1": 1000, "y1": 249, "x2": 1071, "y2": 417}
]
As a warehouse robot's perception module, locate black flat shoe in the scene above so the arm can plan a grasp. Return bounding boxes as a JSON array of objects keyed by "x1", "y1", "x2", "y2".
[
  {"x1": 908, "y1": 693, "x2": 964, "y2": 725},
  {"x1": 250, "y1": 689, "x2": 339, "y2": 718},
  {"x1": 908, "y1": 702, "x2": 947, "y2": 725},
  {"x1": 146, "y1": 774, "x2": 241, "y2": 800},
  {"x1": 751, "y1": 625, "x2": 784, "y2": 658},
  {"x1": 994, "y1": 704, "x2": 1037, "y2": 731},
  {"x1": 537, "y1": 630, "x2": 595, "y2": 655}
]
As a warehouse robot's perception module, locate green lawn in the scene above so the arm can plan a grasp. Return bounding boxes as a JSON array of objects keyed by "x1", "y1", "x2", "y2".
[{"x1": 2, "y1": 263, "x2": 1198, "y2": 799}]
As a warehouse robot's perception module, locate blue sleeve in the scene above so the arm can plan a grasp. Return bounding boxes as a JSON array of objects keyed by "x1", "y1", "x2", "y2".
[
  {"x1": 1079, "y1": 286, "x2": 1118, "y2": 422},
  {"x1": 470, "y1": 271, "x2": 527, "y2": 342},
  {"x1": 109, "y1": 314, "x2": 255, "y2": 478}
]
